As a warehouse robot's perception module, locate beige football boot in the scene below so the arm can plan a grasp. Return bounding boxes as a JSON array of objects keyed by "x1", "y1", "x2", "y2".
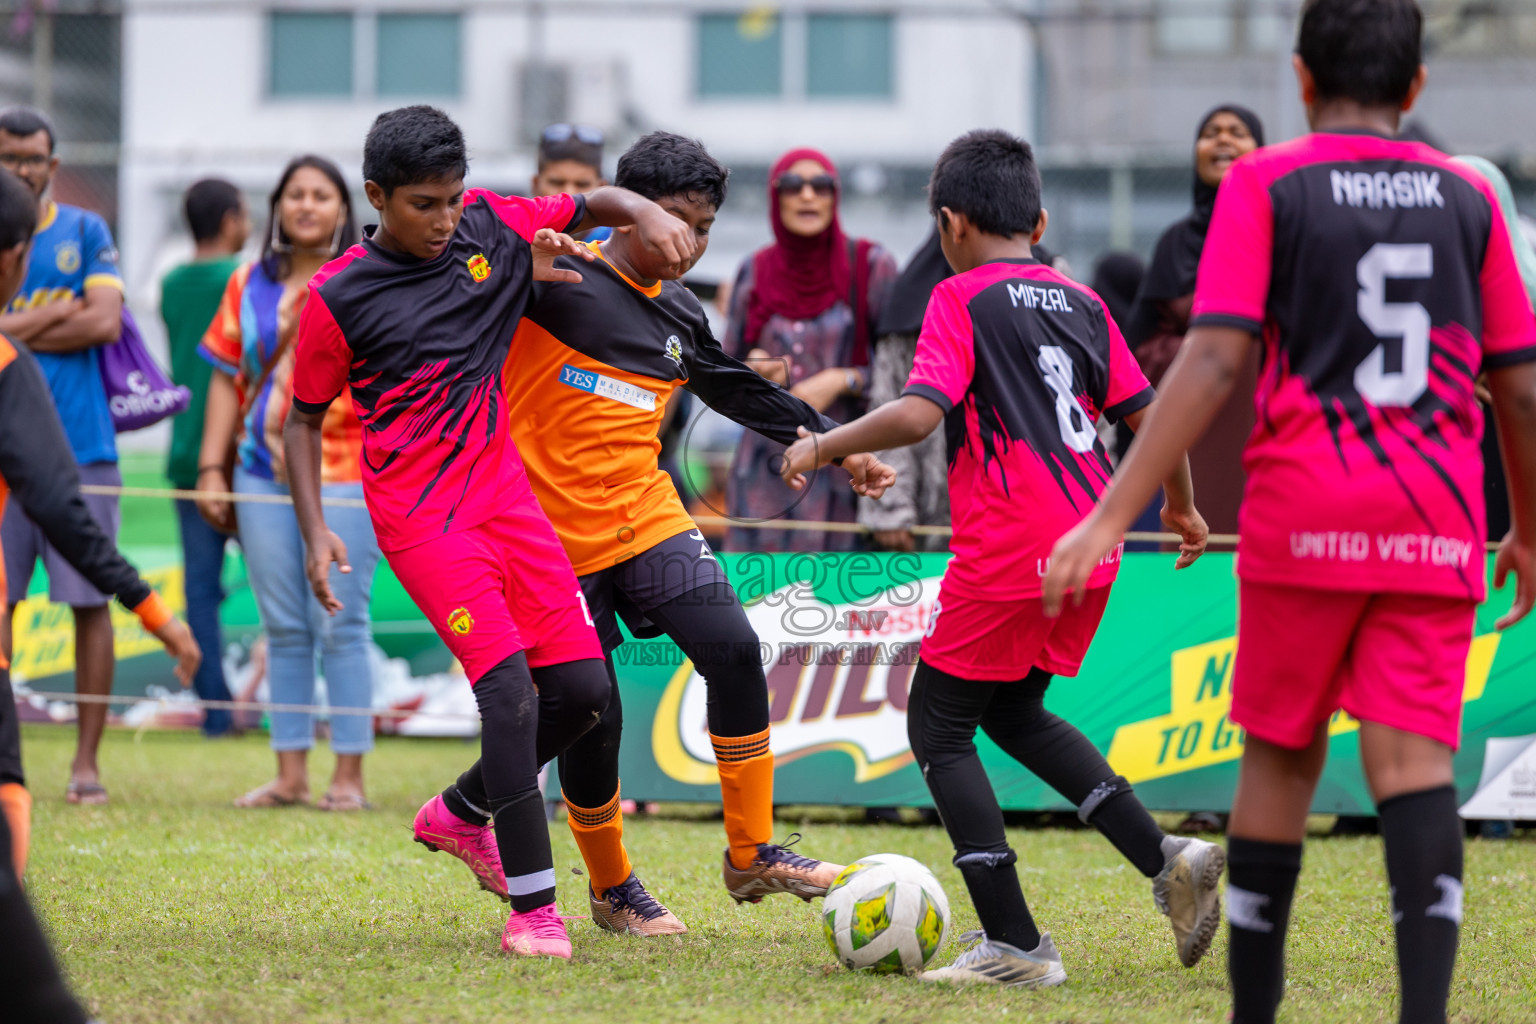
[
  {"x1": 722, "y1": 833, "x2": 843, "y2": 903},
  {"x1": 589, "y1": 873, "x2": 688, "y2": 936},
  {"x1": 1153, "y1": 835, "x2": 1226, "y2": 967}
]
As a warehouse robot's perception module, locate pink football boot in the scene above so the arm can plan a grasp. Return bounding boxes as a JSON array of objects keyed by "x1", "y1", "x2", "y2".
[
  {"x1": 412, "y1": 794, "x2": 509, "y2": 901},
  {"x1": 501, "y1": 903, "x2": 572, "y2": 959}
]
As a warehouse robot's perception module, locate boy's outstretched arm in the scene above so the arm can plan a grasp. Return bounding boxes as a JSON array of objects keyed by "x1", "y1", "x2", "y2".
[
  {"x1": 1041, "y1": 325, "x2": 1250, "y2": 615},
  {"x1": 283, "y1": 405, "x2": 350, "y2": 615},
  {"x1": 688, "y1": 327, "x2": 894, "y2": 497},
  {"x1": 1487, "y1": 359, "x2": 1536, "y2": 630},
  {"x1": 573, "y1": 187, "x2": 696, "y2": 278},
  {"x1": 1120, "y1": 404, "x2": 1209, "y2": 570},
  {"x1": 781, "y1": 394, "x2": 943, "y2": 485}
]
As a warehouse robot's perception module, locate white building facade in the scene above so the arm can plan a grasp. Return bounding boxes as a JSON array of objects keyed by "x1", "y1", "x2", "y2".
[{"x1": 120, "y1": 0, "x2": 1035, "y2": 313}]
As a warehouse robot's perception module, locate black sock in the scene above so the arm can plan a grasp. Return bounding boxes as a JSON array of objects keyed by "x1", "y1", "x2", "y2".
[
  {"x1": 1227, "y1": 836, "x2": 1303, "y2": 1024},
  {"x1": 1379, "y1": 786, "x2": 1462, "y2": 1024},
  {"x1": 1080, "y1": 778, "x2": 1169, "y2": 879},
  {"x1": 0, "y1": 808, "x2": 89, "y2": 1024},
  {"x1": 441, "y1": 770, "x2": 490, "y2": 827},
  {"x1": 954, "y1": 848, "x2": 1041, "y2": 952}
]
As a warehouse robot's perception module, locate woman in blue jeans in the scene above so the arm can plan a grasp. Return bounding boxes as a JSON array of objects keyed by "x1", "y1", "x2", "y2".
[{"x1": 195, "y1": 155, "x2": 379, "y2": 810}]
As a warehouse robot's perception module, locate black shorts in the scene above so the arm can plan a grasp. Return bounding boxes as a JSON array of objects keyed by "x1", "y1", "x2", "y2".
[{"x1": 579, "y1": 528, "x2": 728, "y2": 652}]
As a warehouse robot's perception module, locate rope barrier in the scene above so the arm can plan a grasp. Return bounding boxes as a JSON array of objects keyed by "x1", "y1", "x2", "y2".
[
  {"x1": 78, "y1": 483, "x2": 1505, "y2": 551},
  {"x1": 16, "y1": 688, "x2": 478, "y2": 721},
  {"x1": 79, "y1": 482, "x2": 1261, "y2": 547}
]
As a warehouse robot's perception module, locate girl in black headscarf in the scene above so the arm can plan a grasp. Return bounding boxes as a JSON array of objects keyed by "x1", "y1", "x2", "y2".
[{"x1": 1127, "y1": 104, "x2": 1265, "y2": 536}]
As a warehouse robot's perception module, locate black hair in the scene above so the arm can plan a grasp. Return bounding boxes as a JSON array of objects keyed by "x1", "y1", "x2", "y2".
[
  {"x1": 363, "y1": 105, "x2": 467, "y2": 196},
  {"x1": 928, "y1": 129, "x2": 1042, "y2": 238},
  {"x1": 184, "y1": 178, "x2": 244, "y2": 243},
  {"x1": 0, "y1": 105, "x2": 55, "y2": 153},
  {"x1": 538, "y1": 137, "x2": 603, "y2": 173},
  {"x1": 1296, "y1": 0, "x2": 1422, "y2": 108},
  {"x1": 261, "y1": 155, "x2": 357, "y2": 280},
  {"x1": 0, "y1": 169, "x2": 37, "y2": 249},
  {"x1": 614, "y1": 132, "x2": 729, "y2": 211}
]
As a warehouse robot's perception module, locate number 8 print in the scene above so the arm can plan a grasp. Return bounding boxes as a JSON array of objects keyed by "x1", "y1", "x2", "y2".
[
  {"x1": 1355, "y1": 243, "x2": 1433, "y2": 407},
  {"x1": 1038, "y1": 345, "x2": 1098, "y2": 453}
]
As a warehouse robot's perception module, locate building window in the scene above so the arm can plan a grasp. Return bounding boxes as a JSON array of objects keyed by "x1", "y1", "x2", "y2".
[
  {"x1": 270, "y1": 12, "x2": 354, "y2": 97},
  {"x1": 698, "y1": 11, "x2": 782, "y2": 98},
  {"x1": 377, "y1": 14, "x2": 461, "y2": 96},
  {"x1": 1154, "y1": 0, "x2": 1236, "y2": 54},
  {"x1": 807, "y1": 14, "x2": 893, "y2": 98}
]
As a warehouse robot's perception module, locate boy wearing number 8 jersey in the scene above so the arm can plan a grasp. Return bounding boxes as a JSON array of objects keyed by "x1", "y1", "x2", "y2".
[
  {"x1": 780, "y1": 130, "x2": 1220, "y2": 988},
  {"x1": 1043, "y1": 2, "x2": 1536, "y2": 1022}
]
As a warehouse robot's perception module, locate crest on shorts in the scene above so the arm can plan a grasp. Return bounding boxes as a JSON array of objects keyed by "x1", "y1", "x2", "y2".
[
  {"x1": 447, "y1": 607, "x2": 475, "y2": 635},
  {"x1": 466, "y1": 253, "x2": 491, "y2": 282},
  {"x1": 663, "y1": 334, "x2": 684, "y2": 371}
]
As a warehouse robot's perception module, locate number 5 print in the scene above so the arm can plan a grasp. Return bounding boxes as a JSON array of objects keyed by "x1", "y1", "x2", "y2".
[{"x1": 1355, "y1": 243, "x2": 1432, "y2": 407}]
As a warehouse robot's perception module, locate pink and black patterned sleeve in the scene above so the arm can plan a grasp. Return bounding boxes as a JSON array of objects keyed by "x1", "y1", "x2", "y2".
[
  {"x1": 1190, "y1": 157, "x2": 1274, "y2": 336},
  {"x1": 1475, "y1": 182, "x2": 1536, "y2": 371},
  {"x1": 470, "y1": 189, "x2": 586, "y2": 242},
  {"x1": 901, "y1": 280, "x2": 975, "y2": 413},
  {"x1": 1102, "y1": 309, "x2": 1155, "y2": 422}
]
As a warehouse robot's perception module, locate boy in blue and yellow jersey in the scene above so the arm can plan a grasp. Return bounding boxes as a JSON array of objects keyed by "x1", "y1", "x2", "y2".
[
  {"x1": 421, "y1": 133, "x2": 893, "y2": 936},
  {"x1": 0, "y1": 106, "x2": 130, "y2": 806}
]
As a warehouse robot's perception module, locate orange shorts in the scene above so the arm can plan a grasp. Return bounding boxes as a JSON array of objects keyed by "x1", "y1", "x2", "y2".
[
  {"x1": 1233, "y1": 580, "x2": 1474, "y2": 750},
  {"x1": 919, "y1": 585, "x2": 1112, "y2": 681}
]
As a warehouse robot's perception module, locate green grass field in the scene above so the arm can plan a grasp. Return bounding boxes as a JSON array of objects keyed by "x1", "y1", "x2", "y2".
[{"x1": 18, "y1": 725, "x2": 1536, "y2": 1024}]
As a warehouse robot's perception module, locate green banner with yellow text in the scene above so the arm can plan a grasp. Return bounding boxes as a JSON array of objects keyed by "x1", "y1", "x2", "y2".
[{"x1": 612, "y1": 551, "x2": 1536, "y2": 816}]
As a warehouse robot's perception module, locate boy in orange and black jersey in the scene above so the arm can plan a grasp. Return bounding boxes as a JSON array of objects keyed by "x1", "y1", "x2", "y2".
[{"x1": 433, "y1": 133, "x2": 894, "y2": 934}]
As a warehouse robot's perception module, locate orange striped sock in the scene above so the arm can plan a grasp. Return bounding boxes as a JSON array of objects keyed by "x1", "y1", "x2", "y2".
[
  {"x1": 712, "y1": 729, "x2": 773, "y2": 871},
  {"x1": 0, "y1": 783, "x2": 31, "y2": 881},
  {"x1": 564, "y1": 784, "x2": 633, "y2": 898}
]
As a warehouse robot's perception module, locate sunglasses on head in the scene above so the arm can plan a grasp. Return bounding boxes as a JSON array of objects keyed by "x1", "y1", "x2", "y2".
[
  {"x1": 774, "y1": 173, "x2": 837, "y2": 197},
  {"x1": 541, "y1": 122, "x2": 604, "y2": 146}
]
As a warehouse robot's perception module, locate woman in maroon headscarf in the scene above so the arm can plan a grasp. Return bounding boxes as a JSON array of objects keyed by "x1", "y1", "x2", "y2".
[{"x1": 723, "y1": 147, "x2": 897, "y2": 551}]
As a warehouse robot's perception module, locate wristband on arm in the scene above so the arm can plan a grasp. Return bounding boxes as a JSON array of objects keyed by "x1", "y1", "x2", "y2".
[{"x1": 131, "y1": 591, "x2": 173, "y2": 633}]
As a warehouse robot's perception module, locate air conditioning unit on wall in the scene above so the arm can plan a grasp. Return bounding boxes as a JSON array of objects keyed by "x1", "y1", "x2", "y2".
[{"x1": 516, "y1": 59, "x2": 629, "y2": 147}]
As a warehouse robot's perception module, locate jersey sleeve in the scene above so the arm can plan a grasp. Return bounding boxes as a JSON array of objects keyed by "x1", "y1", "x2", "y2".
[
  {"x1": 0, "y1": 339, "x2": 153, "y2": 612},
  {"x1": 198, "y1": 264, "x2": 247, "y2": 377},
  {"x1": 1102, "y1": 306, "x2": 1155, "y2": 421},
  {"x1": 81, "y1": 212, "x2": 123, "y2": 292},
  {"x1": 1189, "y1": 156, "x2": 1274, "y2": 335},
  {"x1": 290, "y1": 287, "x2": 352, "y2": 414},
  {"x1": 901, "y1": 281, "x2": 974, "y2": 413},
  {"x1": 1477, "y1": 189, "x2": 1536, "y2": 370},
  {"x1": 467, "y1": 189, "x2": 586, "y2": 243},
  {"x1": 685, "y1": 302, "x2": 839, "y2": 441}
]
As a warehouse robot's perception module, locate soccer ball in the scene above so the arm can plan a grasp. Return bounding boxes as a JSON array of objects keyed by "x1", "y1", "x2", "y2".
[{"x1": 821, "y1": 853, "x2": 950, "y2": 973}]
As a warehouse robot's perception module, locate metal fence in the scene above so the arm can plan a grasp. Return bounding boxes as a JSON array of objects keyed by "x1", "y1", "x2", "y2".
[{"x1": 0, "y1": 5, "x2": 119, "y2": 226}]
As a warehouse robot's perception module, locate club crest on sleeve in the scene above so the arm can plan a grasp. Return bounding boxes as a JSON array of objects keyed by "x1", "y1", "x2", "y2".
[
  {"x1": 447, "y1": 606, "x2": 475, "y2": 635},
  {"x1": 466, "y1": 254, "x2": 491, "y2": 282}
]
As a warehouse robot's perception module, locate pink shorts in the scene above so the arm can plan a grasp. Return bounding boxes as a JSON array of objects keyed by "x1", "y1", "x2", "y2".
[
  {"x1": 386, "y1": 489, "x2": 602, "y2": 684},
  {"x1": 1233, "y1": 580, "x2": 1474, "y2": 750},
  {"x1": 919, "y1": 586, "x2": 1111, "y2": 681}
]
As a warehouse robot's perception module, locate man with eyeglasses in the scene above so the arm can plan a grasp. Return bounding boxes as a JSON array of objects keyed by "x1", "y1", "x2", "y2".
[
  {"x1": 532, "y1": 123, "x2": 611, "y2": 243},
  {"x1": 0, "y1": 105, "x2": 128, "y2": 808}
]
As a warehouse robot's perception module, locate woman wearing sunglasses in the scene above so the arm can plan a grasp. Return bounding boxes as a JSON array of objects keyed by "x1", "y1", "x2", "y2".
[{"x1": 723, "y1": 147, "x2": 897, "y2": 552}]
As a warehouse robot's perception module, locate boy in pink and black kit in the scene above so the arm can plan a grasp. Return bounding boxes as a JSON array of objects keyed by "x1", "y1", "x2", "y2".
[
  {"x1": 283, "y1": 106, "x2": 697, "y2": 960},
  {"x1": 1045, "y1": 2, "x2": 1536, "y2": 1022},
  {"x1": 781, "y1": 130, "x2": 1218, "y2": 988}
]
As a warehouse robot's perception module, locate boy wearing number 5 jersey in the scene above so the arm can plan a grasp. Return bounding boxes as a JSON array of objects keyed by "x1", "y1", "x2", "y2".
[
  {"x1": 780, "y1": 130, "x2": 1219, "y2": 988},
  {"x1": 1044, "y1": 2, "x2": 1536, "y2": 1022}
]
